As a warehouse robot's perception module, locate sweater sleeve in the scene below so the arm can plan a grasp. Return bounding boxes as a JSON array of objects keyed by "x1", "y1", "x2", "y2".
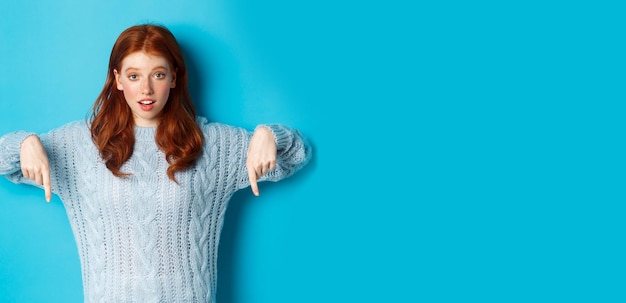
[
  {"x1": 0, "y1": 121, "x2": 86, "y2": 195},
  {"x1": 0, "y1": 131, "x2": 36, "y2": 181}
]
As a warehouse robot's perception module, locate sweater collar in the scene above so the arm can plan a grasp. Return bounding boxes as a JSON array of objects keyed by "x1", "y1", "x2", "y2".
[{"x1": 134, "y1": 126, "x2": 157, "y2": 142}]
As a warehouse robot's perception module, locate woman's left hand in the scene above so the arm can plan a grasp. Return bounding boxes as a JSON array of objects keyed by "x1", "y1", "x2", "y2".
[{"x1": 247, "y1": 126, "x2": 277, "y2": 196}]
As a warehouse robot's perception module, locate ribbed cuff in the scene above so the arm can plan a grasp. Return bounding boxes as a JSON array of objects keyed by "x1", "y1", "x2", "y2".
[
  {"x1": 0, "y1": 131, "x2": 36, "y2": 174},
  {"x1": 12, "y1": 131, "x2": 37, "y2": 154}
]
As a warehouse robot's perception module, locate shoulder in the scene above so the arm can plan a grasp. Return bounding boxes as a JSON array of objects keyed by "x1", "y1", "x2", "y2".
[
  {"x1": 37, "y1": 120, "x2": 94, "y2": 152},
  {"x1": 196, "y1": 116, "x2": 248, "y2": 135},
  {"x1": 53, "y1": 120, "x2": 91, "y2": 137},
  {"x1": 42, "y1": 120, "x2": 90, "y2": 136},
  {"x1": 195, "y1": 116, "x2": 250, "y2": 151},
  {"x1": 66, "y1": 120, "x2": 91, "y2": 130}
]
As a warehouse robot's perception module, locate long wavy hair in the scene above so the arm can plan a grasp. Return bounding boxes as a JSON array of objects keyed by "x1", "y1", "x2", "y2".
[{"x1": 89, "y1": 24, "x2": 204, "y2": 182}]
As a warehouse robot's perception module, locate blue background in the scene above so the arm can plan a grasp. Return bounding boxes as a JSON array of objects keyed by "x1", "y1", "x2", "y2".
[{"x1": 1, "y1": 1, "x2": 624, "y2": 302}]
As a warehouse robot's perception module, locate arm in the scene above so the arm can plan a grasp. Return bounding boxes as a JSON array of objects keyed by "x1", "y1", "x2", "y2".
[
  {"x1": 247, "y1": 124, "x2": 312, "y2": 196},
  {"x1": 0, "y1": 121, "x2": 86, "y2": 202}
]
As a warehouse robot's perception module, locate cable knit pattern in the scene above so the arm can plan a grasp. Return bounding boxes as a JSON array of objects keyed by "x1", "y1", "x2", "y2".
[{"x1": 0, "y1": 117, "x2": 311, "y2": 303}]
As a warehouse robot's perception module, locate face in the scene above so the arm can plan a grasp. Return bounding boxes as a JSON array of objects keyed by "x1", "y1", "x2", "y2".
[{"x1": 114, "y1": 51, "x2": 176, "y2": 127}]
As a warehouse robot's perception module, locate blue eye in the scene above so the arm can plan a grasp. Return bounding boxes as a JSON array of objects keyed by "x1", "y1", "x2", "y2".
[
  {"x1": 128, "y1": 74, "x2": 138, "y2": 80},
  {"x1": 154, "y1": 72, "x2": 165, "y2": 79}
]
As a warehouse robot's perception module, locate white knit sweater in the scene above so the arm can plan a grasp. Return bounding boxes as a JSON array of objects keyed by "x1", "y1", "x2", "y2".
[{"x1": 0, "y1": 117, "x2": 311, "y2": 303}]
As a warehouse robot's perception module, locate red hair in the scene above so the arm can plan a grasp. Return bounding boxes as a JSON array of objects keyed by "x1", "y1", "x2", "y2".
[{"x1": 89, "y1": 24, "x2": 204, "y2": 182}]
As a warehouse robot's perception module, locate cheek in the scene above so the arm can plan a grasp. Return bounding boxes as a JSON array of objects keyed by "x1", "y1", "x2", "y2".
[
  {"x1": 119, "y1": 80, "x2": 138, "y2": 94},
  {"x1": 156, "y1": 83, "x2": 172, "y2": 98},
  {"x1": 121, "y1": 85, "x2": 137, "y2": 102}
]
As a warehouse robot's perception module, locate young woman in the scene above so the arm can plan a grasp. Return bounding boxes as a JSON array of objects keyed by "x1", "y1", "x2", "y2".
[{"x1": 0, "y1": 24, "x2": 311, "y2": 303}]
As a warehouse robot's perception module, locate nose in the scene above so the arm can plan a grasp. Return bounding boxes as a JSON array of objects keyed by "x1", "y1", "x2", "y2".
[{"x1": 141, "y1": 78, "x2": 154, "y2": 95}]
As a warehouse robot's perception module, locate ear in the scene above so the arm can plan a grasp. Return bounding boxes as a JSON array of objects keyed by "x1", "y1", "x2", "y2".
[
  {"x1": 170, "y1": 68, "x2": 177, "y2": 89},
  {"x1": 113, "y1": 69, "x2": 123, "y2": 91}
]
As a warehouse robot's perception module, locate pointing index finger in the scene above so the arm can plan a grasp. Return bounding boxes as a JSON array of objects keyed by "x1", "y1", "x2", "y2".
[
  {"x1": 247, "y1": 165, "x2": 260, "y2": 196},
  {"x1": 43, "y1": 167, "x2": 52, "y2": 202}
]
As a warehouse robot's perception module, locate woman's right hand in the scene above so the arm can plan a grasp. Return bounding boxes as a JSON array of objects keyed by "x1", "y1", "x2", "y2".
[{"x1": 20, "y1": 135, "x2": 52, "y2": 202}]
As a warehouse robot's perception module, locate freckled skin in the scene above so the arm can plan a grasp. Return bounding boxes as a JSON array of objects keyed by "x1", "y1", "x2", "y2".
[{"x1": 113, "y1": 52, "x2": 176, "y2": 127}]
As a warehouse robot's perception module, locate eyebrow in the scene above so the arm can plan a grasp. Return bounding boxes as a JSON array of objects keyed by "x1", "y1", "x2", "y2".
[{"x1": 124, "y1": 66, "x2": 169, "y2": 72}]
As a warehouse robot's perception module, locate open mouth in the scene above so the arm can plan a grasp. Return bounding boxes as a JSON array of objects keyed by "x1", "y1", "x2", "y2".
[{"x1": 138, "y1": 99, "x2": 156, "y2": 111}]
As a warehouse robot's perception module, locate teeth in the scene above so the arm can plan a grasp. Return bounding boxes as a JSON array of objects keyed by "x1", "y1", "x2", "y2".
[{"x1": 140, "y1": 100, "x2": 155, "y2": 105}]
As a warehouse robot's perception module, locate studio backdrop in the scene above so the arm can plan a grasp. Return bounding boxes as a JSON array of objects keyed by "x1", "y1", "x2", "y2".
[{"x1": 1, "y1": 1, "x2": 624, "y2": 303}]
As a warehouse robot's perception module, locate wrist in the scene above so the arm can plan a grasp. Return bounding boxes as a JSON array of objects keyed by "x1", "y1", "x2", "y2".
[
  {"x1": 255, "y1": 125, "x2": 275, "y2": 140},
  {"x1": 20, "y1": 134, "x2": 39, "y2": 148}
]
